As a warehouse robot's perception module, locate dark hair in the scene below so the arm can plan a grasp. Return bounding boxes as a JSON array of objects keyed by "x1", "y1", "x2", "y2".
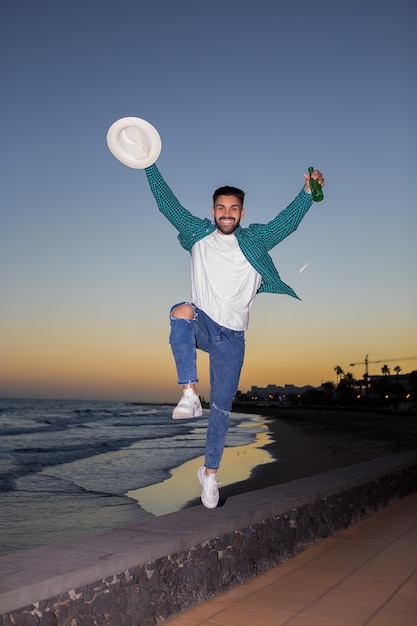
[{"x1": 213, "y1": 185, "x2": 245, "y2": 206}]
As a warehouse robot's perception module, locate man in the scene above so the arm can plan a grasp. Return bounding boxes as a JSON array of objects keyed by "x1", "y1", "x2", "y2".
[{"x1": 144, "y1": 164, "x2": 325, "y2": 508}]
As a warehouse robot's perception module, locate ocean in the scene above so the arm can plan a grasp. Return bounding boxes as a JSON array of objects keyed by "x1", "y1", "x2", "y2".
[{"x1": 0, "y1": 398, "x2": 272, "y2": 556}]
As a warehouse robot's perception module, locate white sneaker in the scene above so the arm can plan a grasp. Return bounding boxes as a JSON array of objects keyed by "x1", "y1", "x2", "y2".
[
  {"x1": 198, "y1": 466, "x2": 219, "y2": 509},
  {"x1": 172, "y1": 387, "x2": 202, "y2": 419}
]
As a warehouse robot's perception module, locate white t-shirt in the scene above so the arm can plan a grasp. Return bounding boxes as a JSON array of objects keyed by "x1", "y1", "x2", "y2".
[{"x1": 191, "y1": 230, "x2": 262, "y2": 331}]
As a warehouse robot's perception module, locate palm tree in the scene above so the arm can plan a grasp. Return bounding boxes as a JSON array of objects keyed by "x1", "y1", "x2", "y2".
[
  {"x1": 343, "y1": 372, "x2": 356, "y2": 388},
  {"x1": 322, "y1": 381, "x2": 335, "y2": 406},
  {"x1": 381, "y1": 364, "x2": 390, "y2": 376},
  {"x1": 336, "y1": 372, "x2": 357, "y2": 406},
  {"x1": 393, "y1": 365, "x2": 403, "y2": 405},
  {"x1": 334, "y1": 365, "x2": 344, "y2": 385}
]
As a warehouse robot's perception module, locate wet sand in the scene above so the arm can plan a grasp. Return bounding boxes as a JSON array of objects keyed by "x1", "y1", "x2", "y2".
[
  {"x1": 214, "y1": 406, "x2": 417, "y2": 503},
  {"x1": 127, "y1": 407, "x2": 417, "y2": 514},
  {"x1": 127, "y1": 423, "x2": 274, "y2": 515}
]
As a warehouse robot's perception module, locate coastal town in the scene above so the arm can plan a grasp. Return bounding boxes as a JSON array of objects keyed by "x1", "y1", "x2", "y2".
[{"x1": 234, "y1": 364, "x2": 417, "y2": 411}]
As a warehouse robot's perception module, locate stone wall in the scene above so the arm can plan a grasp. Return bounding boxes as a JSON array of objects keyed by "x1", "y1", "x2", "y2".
[{"x1": 1, "y1": 450, "x2": 416, "y2": 626}]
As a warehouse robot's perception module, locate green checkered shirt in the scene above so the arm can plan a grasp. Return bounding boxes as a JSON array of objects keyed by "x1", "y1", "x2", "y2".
[{"x1": 145, "y1": 164, "x2": 313, "y2": 299}]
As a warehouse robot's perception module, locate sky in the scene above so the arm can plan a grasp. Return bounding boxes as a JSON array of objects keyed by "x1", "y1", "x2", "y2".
[{"x1": 1, "y1": 0, "x2": 416, "y2": 403}]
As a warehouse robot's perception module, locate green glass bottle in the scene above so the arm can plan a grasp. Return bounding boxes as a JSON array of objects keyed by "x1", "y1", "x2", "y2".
[{"x1": 308, "y1": 166, "x2": 324, "y2": 202}]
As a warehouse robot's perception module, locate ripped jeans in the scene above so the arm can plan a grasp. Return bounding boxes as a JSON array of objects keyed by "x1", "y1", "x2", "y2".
[{"x1": 169, "y1": 302, "x2": 245, "y2": 470}]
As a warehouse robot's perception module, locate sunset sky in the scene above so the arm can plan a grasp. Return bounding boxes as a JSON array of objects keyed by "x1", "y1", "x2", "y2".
[{"x1": 2, "y1": 0, "x2": 416, "y2": 402}]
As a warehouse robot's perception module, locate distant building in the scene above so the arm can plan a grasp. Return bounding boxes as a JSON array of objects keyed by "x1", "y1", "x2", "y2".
[
  {"x1": 236, "y1": 370, "x2": 416, "y2": 409},
  {"x1": 247, "y1": 383, "x2": 314, "y2": 403}
]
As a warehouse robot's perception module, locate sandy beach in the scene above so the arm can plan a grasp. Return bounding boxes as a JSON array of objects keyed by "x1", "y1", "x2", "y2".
[
  {"x1": 213, "y1": 406, "x2": 417, "y2": 504},
  {"x1": 126, "y1": 406, "x2": 417, "y2": 515}
]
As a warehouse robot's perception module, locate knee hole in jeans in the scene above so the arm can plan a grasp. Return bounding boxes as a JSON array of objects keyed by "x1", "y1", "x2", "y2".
[{"x1": 171, "y1": 303, "x2": 194, "y2": 320}]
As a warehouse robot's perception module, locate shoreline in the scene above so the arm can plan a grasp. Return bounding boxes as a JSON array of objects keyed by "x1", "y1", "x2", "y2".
[
  {"x1": 126, "y1": 414, "x2": 274, "y2": 516},
  {"x1": 128, "y1": 406, "x2": 417, "y2": 513},
  {"x1": 211, "y1": 407, "x2": 417, "y2": 503},
  {"x1": 214, "y1": 405, "x2": 417, "y2": 499}
]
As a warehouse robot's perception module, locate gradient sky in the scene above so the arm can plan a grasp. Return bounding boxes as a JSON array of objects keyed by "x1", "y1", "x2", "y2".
[{"x1": 2, "y1": 0, "x2": 416, "y2": 402}]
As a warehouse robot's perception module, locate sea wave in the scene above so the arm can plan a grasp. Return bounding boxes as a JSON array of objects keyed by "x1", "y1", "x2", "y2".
[{"x1": 0, "y1": 398, "x2": 267, "y2": 555}]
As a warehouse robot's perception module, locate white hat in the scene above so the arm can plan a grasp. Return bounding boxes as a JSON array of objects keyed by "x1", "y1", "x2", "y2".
[{"x1": 106, "y1": 117, "x2": 162, "y2": 169}]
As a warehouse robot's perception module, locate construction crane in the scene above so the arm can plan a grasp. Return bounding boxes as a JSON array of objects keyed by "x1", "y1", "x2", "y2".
[{"x1": 349, "y1": 355, "x2": 417, "y2": 377}]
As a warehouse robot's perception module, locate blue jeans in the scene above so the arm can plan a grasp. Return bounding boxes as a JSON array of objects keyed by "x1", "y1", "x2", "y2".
[{"x1": 169, "y1": 302, "x2": 245, "y2": 470}]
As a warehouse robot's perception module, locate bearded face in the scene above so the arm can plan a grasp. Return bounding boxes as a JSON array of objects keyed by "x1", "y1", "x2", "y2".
[{"x1": 211, "y1": 195, "x2": 245, "y2": 235}]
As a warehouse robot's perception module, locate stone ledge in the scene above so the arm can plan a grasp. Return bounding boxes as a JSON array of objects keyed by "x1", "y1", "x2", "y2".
[{"x1": 0, "y1": 449, "x2": 416, "y2": 624}]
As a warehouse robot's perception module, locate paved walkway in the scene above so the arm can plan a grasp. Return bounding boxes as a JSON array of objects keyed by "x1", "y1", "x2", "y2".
[{"x1": 165, "y1": 492, "x2": 417, "y2": 626}]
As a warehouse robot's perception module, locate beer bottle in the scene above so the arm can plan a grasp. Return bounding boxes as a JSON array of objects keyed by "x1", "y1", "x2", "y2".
[{"x1": 308, "y1": 166, "x2": 324, "y2": 202}]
